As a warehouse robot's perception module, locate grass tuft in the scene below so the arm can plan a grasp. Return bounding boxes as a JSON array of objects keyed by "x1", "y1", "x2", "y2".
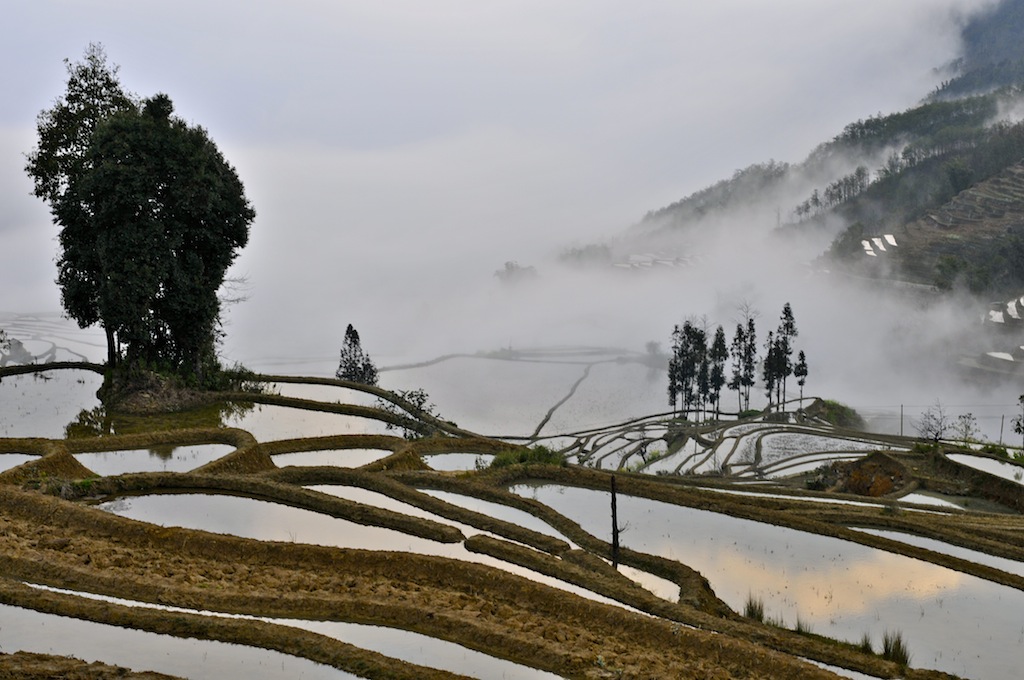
[
  {"x1": 743, "y1": 594, "x2": 765, "y2": 622},
  {"x1": 794, "y1": 615, "x2": 812, "y2": 635},
  {"x1": 882, "y1": 629, "x2": 910, "y2": 666},
  {"x1": 858, "y1": 633, "x2": 873, "y2": 654}
]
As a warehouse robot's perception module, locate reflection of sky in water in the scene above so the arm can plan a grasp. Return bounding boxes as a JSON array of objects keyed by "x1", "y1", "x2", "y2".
[
  {"x1": 384, "y1": 357, "x2": 583, "y2": 437},
  {"x1": 98, "y1": 493, "x2": 630, "y2": 610},
  {"x1": 225, "y1": 404, "x2": 389, "y2": 441},
  {"x1": 947, "y1": 453, "x2": 1024, "y2": 485},
  {"x1": 269, "y1": 382, "x2": 378, "y2": 406},
  {"x1": 0, "y1": 371, "x2": 103, "y2": 438},
  {"x1": 415, "y1": 488, "x2": 680, "y2": 602},
  {"x1": 73, "y1": 445, "x2": 235, "y2": 476},
  {"x1": 898, "y1": 492, "x2": 964, "y2": 509},
  {"x1": 421, "y1": 489, "x2": 575, "y2": 544},
  {"x1": 272, "y1": 449, "x2": 392, "y2": 468},
  {"x1": 308, "y1": 485, "x2": 491, "y2": 539},
  {"x1": 511, "y1": 483, "x2": 1024, "y2": 679},
  {"x1": 855, "y1": 528, "x2": 1024, "y2": 578},
  {"x1": 29, "y1": 584, "x2": 561, "y2": 680},
  {"x1": 0, "y1": 603, "x2": 355, "y2": 680},
  {"x1": 542, "y1": 361, "x2": 665, "y2": 435},
  {"x1": 290, "y1": 619, "x2": 561, "y2": 680},
  {"x1": 0, "y1": 453, "x2": 39, "y2": 472},
  {"x1": 422, "y1": 452, "x2": 493, "y2": 471}
]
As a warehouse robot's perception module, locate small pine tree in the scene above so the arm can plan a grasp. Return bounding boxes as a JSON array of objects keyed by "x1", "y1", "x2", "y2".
[
  {"x1": 337, "y1": 324, "x2": 378, "y2": 385},
  {"x1": 793, "y1": 350, "x2": 808, "y2": 408}
]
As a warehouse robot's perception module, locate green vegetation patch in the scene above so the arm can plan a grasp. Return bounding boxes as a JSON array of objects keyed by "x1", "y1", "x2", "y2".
[
  {"x1": 816, "y1": 400, "x2": 866, "y2": 429},
  {"x1": 490, "y1": 445, "x2": 565, "y2": 469}
]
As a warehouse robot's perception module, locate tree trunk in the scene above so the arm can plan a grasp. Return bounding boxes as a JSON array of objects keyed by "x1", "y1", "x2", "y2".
[{"x1": 104, "y1": 326, "x2": 117, "y2": 367}]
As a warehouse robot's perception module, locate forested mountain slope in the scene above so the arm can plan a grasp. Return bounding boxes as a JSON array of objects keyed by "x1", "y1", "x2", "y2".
[{"x1": 630, "y1": 0, "x2": 1024, "y2": 297}]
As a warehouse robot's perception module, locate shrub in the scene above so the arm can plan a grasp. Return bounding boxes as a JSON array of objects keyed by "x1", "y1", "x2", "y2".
[
  {"x1": 490, "y1": 445, "x2": 565, "y2": 468},
  {"x1": 981, "y1": 443, "x2": 1009, "y2": 457},
  {"x1": 819, "y1": 399, "x2": 865, "y2": 428}
]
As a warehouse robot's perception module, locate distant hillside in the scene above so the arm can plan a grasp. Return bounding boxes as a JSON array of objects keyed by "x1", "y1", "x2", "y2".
[
  {"x1": 932, "y1": 0, "x2": 1024, "y2": 99},
  {"x1": 843, "y1": 161, "x2": 1024, "y2": 292},
  {"x1": 630, "y1": 0, "x2": 1024, "y2": 297}
]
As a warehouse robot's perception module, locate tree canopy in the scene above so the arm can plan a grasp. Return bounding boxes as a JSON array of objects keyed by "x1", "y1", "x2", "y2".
[
  {"x1": 337, "y1": 324, "x2": 378, "y2": 386},
  {"x1": 25, "y1": 45, "x2": 254, "y2": 383}
]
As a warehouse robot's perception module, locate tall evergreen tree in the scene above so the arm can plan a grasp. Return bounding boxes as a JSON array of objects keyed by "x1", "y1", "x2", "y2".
[
  {"x1": 763, "y1": 330, "x2": 778, "y2": 409},
  {"x1": 741, "y1": 317, "x2": 758, "y2": 411},
  {"x1": 794, "y1": 350, "x2": 808, "y2": 408},
  {"x1": 709, "y1": 325, "x2": 728, "y2": 419},
  {"x1": 728, "y1": 323, "x2": 746, "y2": 413},
  {"x1": 337, "y1": 324, "x2": 379, "y2": 385},
  {"x1": 776, "y1": 302, "x2": 798, "y2": 405},
  {"x1": 668, "y1": 325, "x2": 682, "y2": 415},
  {"x1": 668, "y1": 320, "x2": 707, "y2": 418}
]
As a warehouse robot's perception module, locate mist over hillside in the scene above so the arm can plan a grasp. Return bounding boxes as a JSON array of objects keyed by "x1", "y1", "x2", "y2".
[{"x1": 2, "y1": 1, "x2": 1020, "y2": 437}]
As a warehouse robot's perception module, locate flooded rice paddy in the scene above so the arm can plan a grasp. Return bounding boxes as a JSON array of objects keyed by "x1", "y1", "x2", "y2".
[
  {"x1": 96, "y1": 491, "x2": 632, "y2": 611},
  {"x1": 512, "y1": 483, "x2": 1024, "y2": 679},
  {"x1": 74, "y1": 444, "x2": 236, "y2": 476},
  {"x1": 4, "y1": 327, "x2": 1024, "y2": 678},
  {"x1": 422, "y1": 452, "x2": 494, "y2": 471},
  {"x1": 0, "y1": 370, "x2": 103, "y2": 438},
  {"x1": 0, "y1": 452, "x2": 39, "y2": 472},
  {"x1": 947, "y1": 452, "x2": 1024, "y2": 485},
  {"x1": 224, "y1": 404, "x2": 390, "y2": 441},
  {"x1": 0, "y1": 602, "x2": 358, "y2": 680},
  {"x1": 23, "y1": 585, "x2": 562, "y2": 680},
  {"x1": 271, "y1": 448, "x2": 393, "y2": 468}
]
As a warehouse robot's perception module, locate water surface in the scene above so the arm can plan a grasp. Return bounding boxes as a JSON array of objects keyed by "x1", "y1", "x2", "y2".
[
  {"x1": 511, "y1": 482, "x2": 1024, "y2": 679},
  {"x1": 0, "y1": 602, "x2": 355, "y2": 679},
  {"x1": 74, "y1": 444, "x2": 235, "y2": 476}
]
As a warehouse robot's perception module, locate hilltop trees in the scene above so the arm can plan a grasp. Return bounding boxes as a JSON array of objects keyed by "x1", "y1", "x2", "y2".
[
  {"x1": 25, "y1": 45, "x2": 255, "y2": 384},
  {"x1": 337, "y1": 324, "x2": 378, "y2": 385}
]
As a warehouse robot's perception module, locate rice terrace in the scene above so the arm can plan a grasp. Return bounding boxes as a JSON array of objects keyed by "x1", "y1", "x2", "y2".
[
  {"x1": 1, "y1": 314, "x2": 1023, "y2": 679},
  {"x1": 10, "y1": 2, "x2": 1024, "y2": 679}
]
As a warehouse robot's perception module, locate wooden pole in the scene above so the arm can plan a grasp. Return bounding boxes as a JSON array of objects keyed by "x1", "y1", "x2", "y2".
[{"x1": 611, "y1": 475, "x2": 620, "y2": 569}]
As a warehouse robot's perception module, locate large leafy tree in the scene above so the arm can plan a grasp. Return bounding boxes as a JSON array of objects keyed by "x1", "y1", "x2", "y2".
[
  {"x1": 26, "y1": 47, "x2": 254, "y2": 382},
  {"x1": 24, "y1": 44, "x2": 136, "y2": 365}
]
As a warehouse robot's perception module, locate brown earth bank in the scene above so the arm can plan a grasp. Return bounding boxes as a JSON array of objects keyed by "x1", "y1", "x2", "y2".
[
  {"x1": 0, "y1": 651, "x2": 180, "y2": 679},
  {"x1": 0, "y1": 483, "x2": 843, "y2": 680},
  {"x1": 0, "y1": 465, "x2": 965, "y2": 680}
]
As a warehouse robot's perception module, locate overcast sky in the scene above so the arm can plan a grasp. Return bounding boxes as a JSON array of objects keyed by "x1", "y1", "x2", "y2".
[{"x1": 0, "y1": 1, "x2": 1002, "y2": 360}]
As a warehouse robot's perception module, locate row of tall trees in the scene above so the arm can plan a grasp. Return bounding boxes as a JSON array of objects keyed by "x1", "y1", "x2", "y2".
[{"x1": 668, "y1": 304, "x2": 808, "y2": 419}]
